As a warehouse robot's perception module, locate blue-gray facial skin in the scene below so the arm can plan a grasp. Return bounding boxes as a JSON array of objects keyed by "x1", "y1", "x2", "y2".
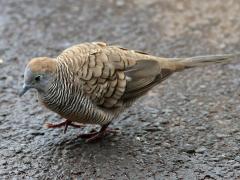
[{"x1": 20, "y1": 67, "x2": 53, "y2": 97}]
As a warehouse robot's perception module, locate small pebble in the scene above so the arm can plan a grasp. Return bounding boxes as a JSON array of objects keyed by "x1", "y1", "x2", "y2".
[
  {"x1": 195, "y1": 147, "x2": 207, "y2": 154},
  {"x1": 136, "y1": 137, "x2": 141, "y2": 141},
  {"x1": 219, "y1": 43, "x2": 226, "y2": 49},
  {"x1": 159, "y1": 119, "x2": 169, "y2": 124},
  {"x1": 235, "y1": 156, "x2": 240, "y2": 162},
  {"x1": 116, "y1": 0, "x2": 124, "y2": 7},
  {"x1": 195, "y1": 126, "x2": 207, "y2": 131},
  {"x1": 163, "y1": 142, "x2": 171, "y2": 148},
  {"x1": 216, "y1": 133, "x2": 229, "y2": 138},
  {"x1": 209, "y1": 157, "x2": 220, "y2": 162},
  {"x1": 181, "y1": 144, "x2": 196, "y2": 154}
]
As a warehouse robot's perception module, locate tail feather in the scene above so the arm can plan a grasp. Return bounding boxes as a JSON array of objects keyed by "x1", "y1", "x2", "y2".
[{"x1": 175, "y1": 53, "x2": 240, "y2": 69}]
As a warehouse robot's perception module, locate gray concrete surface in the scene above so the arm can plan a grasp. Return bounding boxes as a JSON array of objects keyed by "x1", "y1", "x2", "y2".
[{"x1": 0, "y1": 0, "x2": 240, "y2": 179}]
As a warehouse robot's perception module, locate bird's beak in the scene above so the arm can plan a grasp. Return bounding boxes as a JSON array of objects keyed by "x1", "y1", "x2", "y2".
[{"x1": 19, "y1": 84, "x2": 31, "y2": 97}]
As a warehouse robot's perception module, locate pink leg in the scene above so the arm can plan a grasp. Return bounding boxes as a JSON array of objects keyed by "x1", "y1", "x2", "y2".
[{"x1": 45, "y1": 120, "x2": 85, "y2": 133}]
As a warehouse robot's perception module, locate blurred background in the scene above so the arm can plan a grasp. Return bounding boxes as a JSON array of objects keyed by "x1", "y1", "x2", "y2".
[{"x1": 0, "y1": 0, "x2": 240, "y2": 179}]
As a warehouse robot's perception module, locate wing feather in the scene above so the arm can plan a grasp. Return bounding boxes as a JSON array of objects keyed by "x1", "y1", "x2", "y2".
[{"x1": 65, "y1": 42, "x2": 173, "y2": 108}]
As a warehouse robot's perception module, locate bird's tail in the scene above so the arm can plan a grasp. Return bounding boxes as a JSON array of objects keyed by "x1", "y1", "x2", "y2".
[{"x1": 173, "y1": 53, "x2": 239, "y2": 69}]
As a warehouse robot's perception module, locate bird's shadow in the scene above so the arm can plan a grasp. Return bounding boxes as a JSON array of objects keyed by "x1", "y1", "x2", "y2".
[
  {"x1": 59, "y1": 132, "x2": 137, "y2": 157},
  {"x1": 45, "y1": 130, "x2": 143, "y2": 174}
]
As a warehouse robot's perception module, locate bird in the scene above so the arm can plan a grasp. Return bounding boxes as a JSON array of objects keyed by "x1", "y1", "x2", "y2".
[{"x1": 20, "y1": 42, "x2": 238, "y2": 142}]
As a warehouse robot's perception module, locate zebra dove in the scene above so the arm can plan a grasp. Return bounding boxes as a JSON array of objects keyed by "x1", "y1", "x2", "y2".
[{"x1": 20, "y1": 42, "x2": 238, "y2": 142}]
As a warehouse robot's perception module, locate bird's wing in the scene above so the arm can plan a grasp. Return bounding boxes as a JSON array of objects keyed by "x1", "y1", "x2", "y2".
[{"x1": 78, "y1": 42, "x2": 173, "y2": 108}]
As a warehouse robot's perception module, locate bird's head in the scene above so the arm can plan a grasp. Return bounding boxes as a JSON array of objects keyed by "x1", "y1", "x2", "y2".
[{"x1": 20, "y1": 57, "x2": 57, "y2": 96}]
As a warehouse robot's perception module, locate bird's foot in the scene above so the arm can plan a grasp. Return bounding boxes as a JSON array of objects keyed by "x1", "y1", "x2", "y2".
[
  {"x1": 79, "y1": 128, "x2": 119, "y2": 143},
  {"x1": 45, "y1": 120, "x2": 85, "y2": 133}
]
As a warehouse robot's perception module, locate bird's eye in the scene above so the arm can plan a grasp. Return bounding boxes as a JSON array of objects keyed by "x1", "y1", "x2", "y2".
[{"x1": 35, "y1": 75, "x2": 41, "y2": 82}]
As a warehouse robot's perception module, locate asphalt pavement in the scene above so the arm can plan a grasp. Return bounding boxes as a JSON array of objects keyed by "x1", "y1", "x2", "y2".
[{"x1": 0, "y1": 0, "x2": 240, "y2": 179}]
